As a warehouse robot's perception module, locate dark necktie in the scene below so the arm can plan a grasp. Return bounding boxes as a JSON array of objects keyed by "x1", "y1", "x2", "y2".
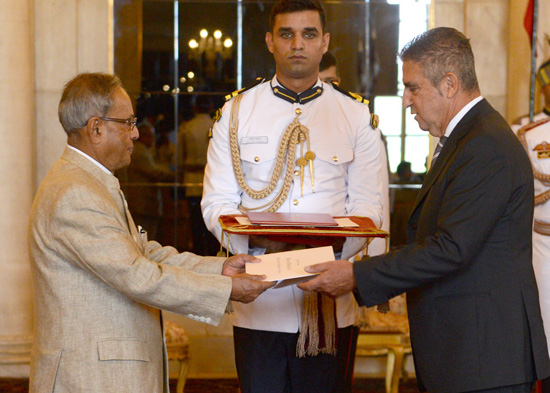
[{"x1": 431, "y1": 136, "x2": 448, "y2": 167}]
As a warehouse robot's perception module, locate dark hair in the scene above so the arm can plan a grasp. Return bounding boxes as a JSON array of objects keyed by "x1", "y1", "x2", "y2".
[
  {"x1": 396, "y1": 161, "x2": 412, "y2": 177},
  {"x1": 319, "y1": 51, "x2": 338, "y2": 73},
  {"x1": 399, "y1": 27, "x2": 479, "y2": 92},
  {"x1": 194, "y1": 94, "x2": 213, "y2": 113},
  {"x1": 58, "y1": 73, "x2": 123, "y2": 134},
  {"x1": 269, "y1": 0, "x2": 326, "y2": 32}
]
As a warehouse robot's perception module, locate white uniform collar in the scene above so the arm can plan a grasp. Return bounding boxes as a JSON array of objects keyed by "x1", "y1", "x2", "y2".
[{"x1": 270, "y1": 76, "x2": 324, "y2": 105}]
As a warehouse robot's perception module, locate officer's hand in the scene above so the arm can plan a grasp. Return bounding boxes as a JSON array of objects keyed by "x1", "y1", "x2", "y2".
[
  {"x1": 249, "y1": 235, "x2": 290, "y2": 253},
  {"x1": 222, "y1": 254, "x2": 261, "y2": 277},
  {"x1": 298, "y1": 260, "x2": 356, "y2": 297},
  {"x1": 330, "y1": 237, "x2": 346, "y2": 253},
  {"x1": 230, "y1": 274, "x2": 276, "y2": 303}
]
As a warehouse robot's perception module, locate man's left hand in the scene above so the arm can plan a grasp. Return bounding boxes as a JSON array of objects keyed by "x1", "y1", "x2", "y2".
[
  {"x1": 298, "y1": 260, "x2": 356, "y2": 297},
  {"x1": 222, "y1": 254, "x2": 261, "y2": 277}
]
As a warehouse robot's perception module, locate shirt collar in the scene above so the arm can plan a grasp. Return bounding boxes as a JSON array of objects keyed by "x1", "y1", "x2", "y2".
[
  {"x1": 443, "y1": 96, "x2": 483, "y2": 138},
  {"x1": 270, "y1": 75, "x2": 323, "y2": 105},
  {"x1": 67, "y1": 145, "x2": 112, "y2": 175}
]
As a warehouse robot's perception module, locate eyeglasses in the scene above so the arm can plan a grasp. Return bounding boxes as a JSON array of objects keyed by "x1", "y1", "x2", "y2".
[{"x1": 99, "y1": 115, "x2": 138, "y2": 131}]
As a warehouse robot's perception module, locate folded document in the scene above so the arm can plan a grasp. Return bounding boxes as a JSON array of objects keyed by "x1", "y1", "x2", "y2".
[{"x1": 245, "y1": 246, "x2": 335, "y2": 284}]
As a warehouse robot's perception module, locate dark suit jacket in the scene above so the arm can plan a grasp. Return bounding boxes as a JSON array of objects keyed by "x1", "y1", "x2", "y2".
[{"x1": 354, "y1": 99, "x2": 550, "y2": 392}]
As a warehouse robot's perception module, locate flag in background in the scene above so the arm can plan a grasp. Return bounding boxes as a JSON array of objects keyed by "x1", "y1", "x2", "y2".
[{"x1": 524, "y1": 0, "x2": 535, "y2": 46}]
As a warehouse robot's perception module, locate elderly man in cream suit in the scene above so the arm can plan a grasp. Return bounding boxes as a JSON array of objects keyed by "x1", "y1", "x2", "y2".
[{"x1": 28, "y1": 73, "x2": 273, "y2": 393}]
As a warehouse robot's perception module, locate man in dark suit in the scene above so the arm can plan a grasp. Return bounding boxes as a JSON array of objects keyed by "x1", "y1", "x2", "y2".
[{"x1": 299, "y1": 27, "x2": 550, "y2": 393}]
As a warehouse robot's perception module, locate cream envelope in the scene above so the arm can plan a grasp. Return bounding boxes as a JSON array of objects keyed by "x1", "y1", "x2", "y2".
[{"x1": 245, "y1": 246, "x2": 335, "y2": 284}]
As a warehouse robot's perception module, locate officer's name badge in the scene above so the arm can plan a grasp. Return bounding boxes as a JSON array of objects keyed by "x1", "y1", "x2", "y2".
[
  {"x1": 534, "y1": 141, "x2": 550, "y2": 159},
  {"x1": 241, "y1": 136, "x2": 268, "y2": 144}
]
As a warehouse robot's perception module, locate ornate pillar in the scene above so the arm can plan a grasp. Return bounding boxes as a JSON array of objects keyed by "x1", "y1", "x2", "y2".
[
  {"x1": 35, "y1": 0, "x2": 114, "y2": 185},
  {"x1": 0, "y1": 0, "x2": 34, "y2": 377},
  {"x1": 0, "y1": 0, "x2": 113, "y2": 378}
]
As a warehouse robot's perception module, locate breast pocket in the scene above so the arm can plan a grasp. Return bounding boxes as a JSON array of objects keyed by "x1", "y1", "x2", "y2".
[
  {"x1": 314, "y1": 144, "x2": 354, "y2": 167},
  {"x1": 311, "y1": 144, "x2": 354, "y2": 190},
  {"x1": 240, "y1": 141, "x2": 278, "y2": 165},
  {"x1": 240, "y1": 142, "x2": 279, "y2": 186}
]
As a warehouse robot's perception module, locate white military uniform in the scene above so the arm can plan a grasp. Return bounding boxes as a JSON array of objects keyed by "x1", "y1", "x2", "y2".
[
  {"x1": 517, "y1": 118, "x2": 550, "y2": 351},
  {"x1": 202, "y1": 76, "x2": 385, "y2": 333}
]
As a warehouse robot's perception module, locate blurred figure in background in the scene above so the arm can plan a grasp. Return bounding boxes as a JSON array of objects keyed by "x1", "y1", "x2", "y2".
[
  {"x1": 125, "y1": 123, "x2": 174, "y2": 241},
  {"x1": 319, "y1": 51, "x2": 341, "y2": 85},
  {"x1": 176, "y1": 95, "x2": 219, "y2": 255},
  {"x1": 514, "y1": 57, "x2": 550, "y2": 393},
  {"x1": 390, "y1": 161, "x2": 421, "y2": 248}
]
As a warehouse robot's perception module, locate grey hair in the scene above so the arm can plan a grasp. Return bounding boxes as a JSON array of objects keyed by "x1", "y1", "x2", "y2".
[
  {"x1": 399, "y1": 27, "x2": 479, "y2": 92},
  {"x1": 58, "y1": 73, "x2": 123, "y2": 134}
]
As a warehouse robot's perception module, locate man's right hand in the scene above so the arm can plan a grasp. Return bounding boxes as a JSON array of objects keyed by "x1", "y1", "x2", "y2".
[{"x1": 230, "y1": 274, "x2": 275, "y2": 303}]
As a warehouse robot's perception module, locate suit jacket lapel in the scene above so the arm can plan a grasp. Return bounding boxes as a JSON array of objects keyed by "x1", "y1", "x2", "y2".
[{"x1": 409, "y1": 99, "x2": 489, "y2": 216}]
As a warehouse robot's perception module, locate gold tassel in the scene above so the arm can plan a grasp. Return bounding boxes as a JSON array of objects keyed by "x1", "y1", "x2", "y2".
[
  {"x1": 321, "y1": 295, "x2": 337, "y2": 356},
  {"x1": 296, "y1": 291, "x2": 337, "y2": 358}
]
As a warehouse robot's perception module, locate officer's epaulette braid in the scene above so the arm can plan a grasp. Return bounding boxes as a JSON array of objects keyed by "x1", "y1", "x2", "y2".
[{"x1": 330, "y1": 81, "x2": 369, "y2": 105}]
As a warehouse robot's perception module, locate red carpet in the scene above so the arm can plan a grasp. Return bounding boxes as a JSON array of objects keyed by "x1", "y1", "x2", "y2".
[{"x1": 0, "y1": 378, "x2": 420, "y2": 392}]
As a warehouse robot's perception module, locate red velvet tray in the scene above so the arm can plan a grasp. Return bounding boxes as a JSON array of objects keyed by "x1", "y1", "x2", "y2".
[{"x1": 218, "y1": 215, "x2": 388, "y2": 239}]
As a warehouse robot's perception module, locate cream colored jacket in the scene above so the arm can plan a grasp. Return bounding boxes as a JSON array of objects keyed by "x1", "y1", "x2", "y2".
[{"x1": 29, "y1": 147, "x2": 232, "y2": 393}]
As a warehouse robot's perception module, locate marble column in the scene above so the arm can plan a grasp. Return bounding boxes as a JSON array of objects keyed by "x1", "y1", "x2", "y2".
[
  {"x1": 114, "y1": 0, "x2": 143, "y2": 106},
  {"x1": 429, "y1": 0, "x2": 509, "y2": 159},
  {"x1": 35, "y1": 0, "x2": 114, "y2": 185},
  {"x1": 0, "y1": 0, "x2": 34, "y2": 377},
  {"x1": 432, "y1": 0, "x2": 509, "y2": 117},
  {"x1": 0, "y1": 0, "x2": 113, "y2": 378}
]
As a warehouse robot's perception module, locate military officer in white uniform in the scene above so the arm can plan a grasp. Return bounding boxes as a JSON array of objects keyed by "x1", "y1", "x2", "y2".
[
  {"x1": 513, "y1": 58, "x2": 550, "y2": 393},
  {"x1": 201, "y1": 1, "x2": 384, "y2": 392},
  {"x1": 517, "y1": 117, "x2": 550, "y2": 392}
]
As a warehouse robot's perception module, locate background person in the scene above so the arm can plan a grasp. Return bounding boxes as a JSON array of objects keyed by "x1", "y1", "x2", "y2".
[
  {"x1": 514, "y1": 58, "x2": 550, "y2": 393},
  {"x1": 124, "y1": 122, "x2": 173, "y2": 241},
  {"x1": 318, "y1": 50, "x2": 340, "y2": 84},
  {"x1": 175, "y1": 94, "x2": 219, "y2": 256},
  {"x1": 390, "y1": 160, "x2": 421, "y2": 248}
]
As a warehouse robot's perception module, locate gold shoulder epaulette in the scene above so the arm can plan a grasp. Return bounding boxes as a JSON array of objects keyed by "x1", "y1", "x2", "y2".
[
  {"x1": 517, "y1": 117, "x2": 550, "y2": 137},
  {"x1": 330, "y1": 81, "x2": 369, "y2": 105},
  {"x1": 371, "y1": 114, "x2": 379, "y2": 129},
  {"x1": 224, "y1": 77, "x2": 266, "y2": 102},
  {"x1": 209, "y1": 107, "x2": 223, "y2": 138},
  {"x1": 211, "y1": 78, "x2": 266, "y2": 134},
  {"x1": 213, "y1": 108, "x2": 222, "y2": 123}
]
